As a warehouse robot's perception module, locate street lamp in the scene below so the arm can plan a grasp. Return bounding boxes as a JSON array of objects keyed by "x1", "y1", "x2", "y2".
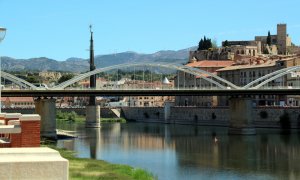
[{"x1": 0, "y1": 27, "x2": 7, "y2": 113}]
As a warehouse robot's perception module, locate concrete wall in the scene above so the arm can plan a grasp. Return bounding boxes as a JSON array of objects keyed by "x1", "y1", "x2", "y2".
[
  {"x1": 122, "y1": 106, "x2": 300, "y2": 128},
  {"x1": 0, "y1": 147, "x2": 68, "y2": 180}
]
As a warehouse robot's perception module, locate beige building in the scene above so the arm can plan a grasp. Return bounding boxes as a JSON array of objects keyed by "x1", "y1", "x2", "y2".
[
  {"x1": 175, "y1": 60, "x2": 233, "y2": 106},
  {"x1": 217, "y1": 56, "x2": 300, "y2": 106},
  {"x1": 129, "y1": 96, "x2": 174, "y2": 107},
  {"x1": 128, "y1": 80, "x2": 175, "y2": 107},
  {"x1": 1, "y1": 97, "x2": 35, "y2": 108}
]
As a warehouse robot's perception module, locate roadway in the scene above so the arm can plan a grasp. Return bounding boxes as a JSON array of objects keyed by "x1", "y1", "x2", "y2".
[{"x1": 2, "y1": 89, "x2": 300, "y2": 97}]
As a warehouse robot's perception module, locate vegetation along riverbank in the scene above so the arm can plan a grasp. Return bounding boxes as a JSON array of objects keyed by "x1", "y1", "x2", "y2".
[
  {"x1": 45, "y1": 145, "x2": 155, "y2": 180},
  {"x1": 56, "y1": 110, "x2": 126, "y2": 123}
]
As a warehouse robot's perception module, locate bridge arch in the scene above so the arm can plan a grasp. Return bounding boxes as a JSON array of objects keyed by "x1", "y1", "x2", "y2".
[
  {"x1": 243, "y1": 65, "x2": 300, "y2": 89},
  {"x1": 53, "y1": 63, "x2": 240, "y2": 90},
  {"x1": 1, "y1": 71, "x2": 38, "y2": 89}
]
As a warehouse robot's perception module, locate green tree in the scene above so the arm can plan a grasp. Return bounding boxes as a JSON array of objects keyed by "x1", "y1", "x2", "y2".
[
  {"x1": 68, "y1": 111, "x2": 77, "y2": 121},
  {"x1": 267, "y1": 31, "x2": 271, "y2": 46},
  {"x1": 223, "y1": 40, "x2": 229, "y2": 47},
  {"x1": 197, "y1": 36, "x2": 213, "y2": 50},
  {"x1": 58, "y1": 73, "x2": 75, "y2": 84},
  {"x1": 26, "y1": 76, "x2": 40, "y2": 83}
]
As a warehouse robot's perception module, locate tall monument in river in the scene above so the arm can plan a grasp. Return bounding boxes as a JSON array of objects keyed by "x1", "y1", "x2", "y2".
[{"x1": 85, "y1": 25, "x2": 100, "y2": 128}]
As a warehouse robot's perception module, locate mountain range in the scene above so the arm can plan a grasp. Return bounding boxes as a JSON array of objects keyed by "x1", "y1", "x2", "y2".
[{"x1": 1, "y1": 46, "x2": 196, "y2": 73}]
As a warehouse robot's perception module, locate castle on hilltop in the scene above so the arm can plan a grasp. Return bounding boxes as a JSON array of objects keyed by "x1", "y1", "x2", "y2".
[
  {"x1": 189, "y1": 24, "x2": 297, "y2": 62},
  {"x1": 255, "y1": 24, "x2": 291, "y2": 55}
]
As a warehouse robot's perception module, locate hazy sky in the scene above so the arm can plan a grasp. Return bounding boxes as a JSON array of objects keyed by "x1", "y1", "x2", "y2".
[{"x1": 0, "y1": 0, "x2": 299, "y2": 60}]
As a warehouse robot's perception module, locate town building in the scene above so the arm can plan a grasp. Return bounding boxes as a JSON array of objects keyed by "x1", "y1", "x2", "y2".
[
  {"x1": 77, "y1": 77, "x2": 175, "y2": 107},
  {"x1": 129, "y1": 96, "x2": 174, "y2": 107},
  {"x1": 182, "y1": 23, "x2": 300, "y2": 107},
  {"x1": 127, "y1": 79, "x2": 175, "y2": 107},
  {"x1": 1, "y1": 97, "x2": 35, "y2": 108},
  {"x1": 217, "y1": 56, "x2": 300, "y2": 106},
  {"x1": 175, "y1": 60, "x2": 233, "y2": 106}
]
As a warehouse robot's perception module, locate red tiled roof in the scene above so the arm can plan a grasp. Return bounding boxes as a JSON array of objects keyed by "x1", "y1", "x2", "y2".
[{"x1": 186, "y1": 60, "x2": 233, "y2": 68}]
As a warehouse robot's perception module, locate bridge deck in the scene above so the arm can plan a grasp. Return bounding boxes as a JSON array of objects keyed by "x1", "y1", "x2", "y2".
[{"x1": 2, "y1": 89, "x2": 300, "y2": 97}]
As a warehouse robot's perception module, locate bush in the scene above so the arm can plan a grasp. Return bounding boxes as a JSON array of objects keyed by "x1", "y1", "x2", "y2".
[
  {"x1": 260, "y1": 111, "x2": 268, "y2": 119},
  {"x1": 68, "y1": 111, "x2": 77, "y2": 121},
  {"x1": 57, "y1": 110, "x2": 78, "y2": 122},
  {"x1": 56, "y1": 110, "x2": 68, "y2": 119}
]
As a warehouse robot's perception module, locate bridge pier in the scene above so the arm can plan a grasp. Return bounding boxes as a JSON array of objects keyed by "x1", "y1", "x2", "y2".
[
  {"x1": 85, "y1": 105, "x2": 101, "y2": 128},
  {"x1": 34, "y1": 98, "x2": 57, "y2": 139},
  {"x1": 228, "y1": 97, "x2": 256, "y2": 135},
  {"x1": 164, "y1": 101, "x2": 174, "y2": 123}
]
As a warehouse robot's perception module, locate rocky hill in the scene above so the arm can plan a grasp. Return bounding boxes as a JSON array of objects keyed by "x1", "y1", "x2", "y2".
[{"x1": 1, "y1": 47, "x2": 196, "y2": 72}]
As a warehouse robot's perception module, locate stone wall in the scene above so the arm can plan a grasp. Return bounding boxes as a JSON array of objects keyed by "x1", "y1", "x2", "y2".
[
  {"x1": 122, "y1": 107, "x2": 165, "y2": 123},
  {"x1": 253, "y1": 107, "x2": 300, "y2": 128},
  {"x1": 170, "y1": 107, "x2": 229, "y2": 126},
  {"x1": 122, "y1": 107, "x2": 228, "y2": 126},
  {"x1": 122, "y1": 106, "x2": 300, "y2": 128}
]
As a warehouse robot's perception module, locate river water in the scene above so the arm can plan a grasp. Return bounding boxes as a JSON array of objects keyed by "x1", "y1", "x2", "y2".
[{"x1": 57, "y1": 122, "x2": 300, "y2": 180}]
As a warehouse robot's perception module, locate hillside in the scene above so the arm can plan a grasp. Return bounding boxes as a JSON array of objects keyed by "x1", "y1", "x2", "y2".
[{"x1": 1, "y1": 47, "x2": 196, "y2": 72}]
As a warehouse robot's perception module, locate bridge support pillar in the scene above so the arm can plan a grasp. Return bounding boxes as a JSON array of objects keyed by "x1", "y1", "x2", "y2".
[
  {"x1": 86, "y1": 105, "x2": 101, "y2": 128},
  {"x1": 228, "y1": 97, "x2": 256, "y2": 135},
  {"x1": 164, "y1": 101, "x2": 174, "y2": 123},
  {"x1": 34, "y1": 98, "x2": 57, "y2": 139}
]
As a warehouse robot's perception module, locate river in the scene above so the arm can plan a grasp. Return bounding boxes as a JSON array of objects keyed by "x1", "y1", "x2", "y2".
[{"x1": 57, "y1": 122, "x2": 300, "y2": 180}]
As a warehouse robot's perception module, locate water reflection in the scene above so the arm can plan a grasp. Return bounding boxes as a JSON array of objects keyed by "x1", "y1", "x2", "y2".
[
  {"x1": 85, "y1": 128, "x2": 101, "y2": 159},
  {"x1": 57, "y1": 122, "x2": 300, "y2": 180}
]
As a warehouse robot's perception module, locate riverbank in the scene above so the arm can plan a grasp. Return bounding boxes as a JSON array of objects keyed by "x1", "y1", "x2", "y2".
[
  {"x1": 46, "y1": 145, "x2": 155, "y2": 180},
  {"x1": 56, "y1": 110, "x2": 126, "y2": 123}
]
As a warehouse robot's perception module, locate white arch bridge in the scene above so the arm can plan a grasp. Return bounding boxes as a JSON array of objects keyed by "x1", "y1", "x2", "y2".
[
  {"x1": 3, "y1": 62, "x2": 300, "y2": 138},
  {"x1": 2, "y1": 63, "x2": 300, "y2": 94}
]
